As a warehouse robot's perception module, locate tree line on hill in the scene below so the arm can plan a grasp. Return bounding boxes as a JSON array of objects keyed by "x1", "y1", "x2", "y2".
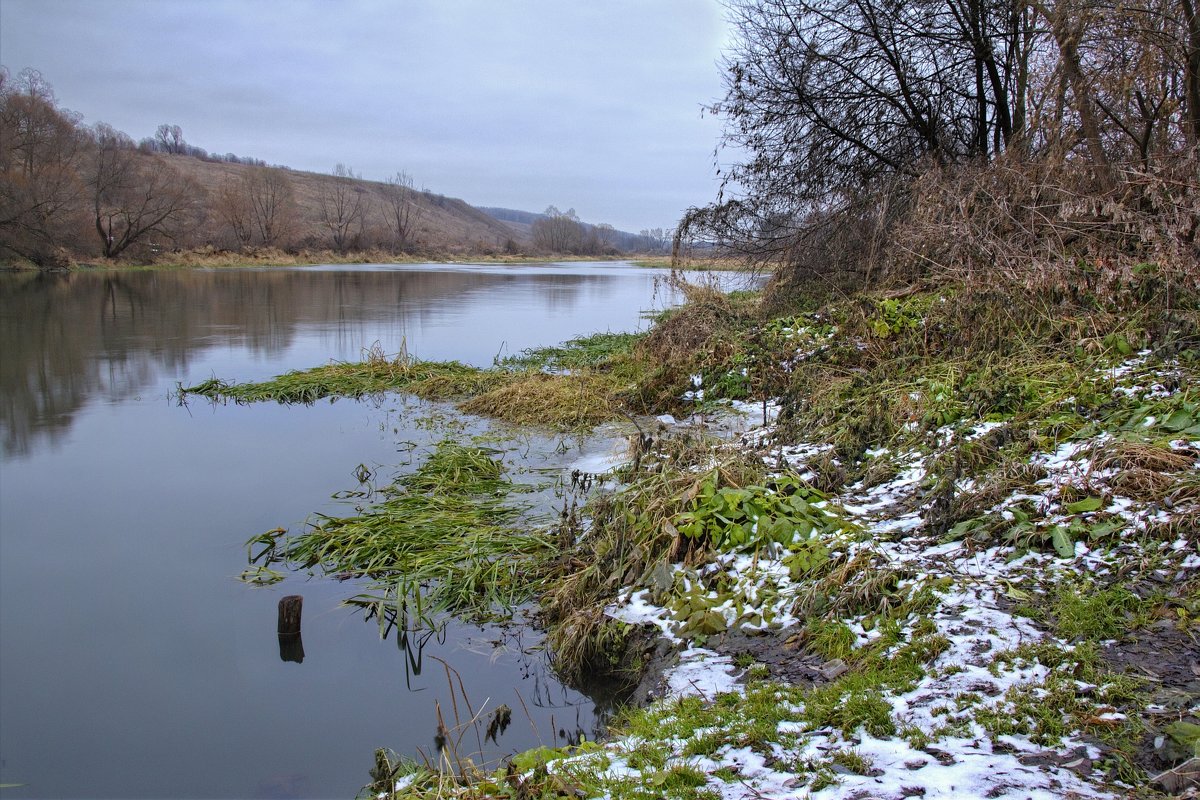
[
  {"x1": 681, "y1": 0, "x2": 1198, "y2": 297},
  {"x1": 477, "y1": 205, "x2": 672, "y2": 254},
  {"x1": 0, "y1": 67, "x2": 668, "y2": 269},
  {"x1": 0, "y1": 67, "x2": 468, "y2": 267}
]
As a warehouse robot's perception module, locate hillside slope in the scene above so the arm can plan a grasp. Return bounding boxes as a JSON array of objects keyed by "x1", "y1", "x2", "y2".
[{"x1": 168, "y1": 156, "x2": 525, "y2": 255}]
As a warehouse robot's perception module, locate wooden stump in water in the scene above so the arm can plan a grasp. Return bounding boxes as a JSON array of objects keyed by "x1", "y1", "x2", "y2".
[
  {"x1": 278, "y1": 595, "x2": 304, "y2": 663},
  {"x1": 278, "y1": 595, "x2": 303, "y2": 634}
]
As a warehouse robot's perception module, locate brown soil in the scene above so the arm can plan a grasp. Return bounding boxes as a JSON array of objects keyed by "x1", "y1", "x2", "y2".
[{"x1": 1101, "y1": 619, "x2": 1200, "y2": 776}]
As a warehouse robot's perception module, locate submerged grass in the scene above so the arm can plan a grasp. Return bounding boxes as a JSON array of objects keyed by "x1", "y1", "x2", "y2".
[{"x1": 251, "y1": 439, "x2": 555, "y2": 620}]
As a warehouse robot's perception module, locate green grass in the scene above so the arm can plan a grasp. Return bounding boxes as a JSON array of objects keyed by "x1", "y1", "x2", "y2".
[
  {"x1": 249, "y1": 439, "x2": 555, "y2": 621},
  {"x1": 182, "y1": 355, "x2": 505, "y2": 405},
  {"x1": 1052, "y1": 580, "x2": 1150, "y2": 641},
  {"x1": 497, "y1": 331, "x2": 645, "y2": 372},
  {"x1": 976, "y1": 642, "x2": 1148, "y2": 781},
  {"x1": 180, "y1": 332, "x2": 652, "y2": 430}
]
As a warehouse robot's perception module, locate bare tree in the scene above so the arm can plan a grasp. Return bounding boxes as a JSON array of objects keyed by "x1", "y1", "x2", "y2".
[
  {"x1": 711, "y1": 0, "x2": 1038, "y2": 227},
  {"x1": 380, "y1": 170, "x2": 423, "y2": 251},
  {"x1": 532, "y1": 205, "x2": 584, "y2": 253},
  {"x1": 154, "y1": 123, "x2": 186, "y2": 155},
  {"x1": 88, "y1": 124, "x2": 204, "y2": 258},
  {"x1": 0, "y1": 68, "x2": 87, "y2": 266},
  {"x1": 245, "y1": 166, "x2": 294, "y2": 247},
  {"x1": 684, "y1": 0, "x2": 1198, "y2": 272},
  {"x1": 214, "y1": 175, "x2": 253, "y2": 247},
  {"x1": 1185, "y1": 0, "x2": 1200, "y2": 144},
  {"x1": 594, "y1": 222, "x2": 617, "y2": 251},
  {"x1": 639, "y1": 227, "x2": 671, "y2": 252},
  {"x1": 319, "y1": 164, "x2": 367, "y2": 252}
]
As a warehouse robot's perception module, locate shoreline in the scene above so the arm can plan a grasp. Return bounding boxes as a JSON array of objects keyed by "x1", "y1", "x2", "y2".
[{"x1": 0, "y1": 250, "x2": 756, "y2": 273}]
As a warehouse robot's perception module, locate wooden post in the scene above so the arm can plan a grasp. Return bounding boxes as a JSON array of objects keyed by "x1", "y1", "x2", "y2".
[
  {"x1": 278, "y1": 595, "x2": 303, "y2": 634},
  {"x1": 278, "y1": 595, "x2": 304, "y2": 663}
]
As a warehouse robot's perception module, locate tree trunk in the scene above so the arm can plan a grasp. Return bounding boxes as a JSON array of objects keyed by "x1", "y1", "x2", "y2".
[{"x1": 1183, "y1": 0, "x2": 1200, "y2": 145}]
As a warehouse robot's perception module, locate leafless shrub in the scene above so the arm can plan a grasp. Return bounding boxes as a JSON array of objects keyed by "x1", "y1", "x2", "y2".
[{"x1": 894, "y1": 154, "x2": 1200, "y2": 297}]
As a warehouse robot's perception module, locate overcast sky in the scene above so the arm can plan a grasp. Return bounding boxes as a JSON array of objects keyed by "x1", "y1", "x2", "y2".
[{"x1": 1, "y1": 0, "x2": 735, "y2": 232}]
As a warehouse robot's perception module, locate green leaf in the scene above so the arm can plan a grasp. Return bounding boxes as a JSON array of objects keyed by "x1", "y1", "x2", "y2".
[
  {"x1": 1050, "y1": 526, "x2": 1075, "y2": 558},
  {"x1": 1165, "y1": 721, "x2": 1200, "y2": 757},
  {"x1": 1162, "y1": 409, "x2": 1195, "y2": 432},
  {"x1": 1087, "y1": 519, "x2": 1124, "y2": 539},
  {"x1": 1064, "y1": 497, "x2": 1103, "y2": 514}
]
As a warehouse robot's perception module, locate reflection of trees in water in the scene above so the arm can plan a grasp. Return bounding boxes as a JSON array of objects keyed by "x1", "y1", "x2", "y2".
[
  {"x1": 360, "y1": 598, "x2": 613, "y2": 745},
  {"x1": 0, "y1": 267, "x2": 616, "y2": 457}
]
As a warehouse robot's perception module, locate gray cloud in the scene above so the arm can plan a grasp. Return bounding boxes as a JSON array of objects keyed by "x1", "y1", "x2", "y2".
[{"x1": 1, "y1": 0, "x2": 733, "y2": 231}]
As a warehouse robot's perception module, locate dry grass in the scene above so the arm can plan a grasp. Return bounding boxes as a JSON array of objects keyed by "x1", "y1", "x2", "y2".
[
  {"x1": 457, "y1": 373, "x2": 624, "y2": 430},
  {"x1": 1094, "y1": 442, "x2": 1198, "y2": 473},
  {"x1": 952, "y1": 461, "x2": 1049, "y2": 521},
  {"x1": 793, "y1": 548, "x2": 910, "y2": 619},
  {"x1": 637, "y1": 282, "x2": 745, "y2": 360},
  {"x1": 1109, "y1": 468, "x2": 1178, "y2": 502}
]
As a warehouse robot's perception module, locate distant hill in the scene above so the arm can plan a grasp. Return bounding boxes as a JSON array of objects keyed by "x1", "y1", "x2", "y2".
[
  {"x1": 167, "y1": 158, "x2": 526, "y2": 255},
  {"x1": 475, "y1": 206, "x2": 670, "y2": 253},
  {"x1": 3, "y1": 66, "x2": 674, "y2": 266}
]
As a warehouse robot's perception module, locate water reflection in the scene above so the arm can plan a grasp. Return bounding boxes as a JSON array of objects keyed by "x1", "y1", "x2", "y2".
[
  {"x1": 0, "y1": 264, "x2": 657, "y2": 457},
  {"x1": 0, "y1": 262, "x2": 687, "y2": 797}
]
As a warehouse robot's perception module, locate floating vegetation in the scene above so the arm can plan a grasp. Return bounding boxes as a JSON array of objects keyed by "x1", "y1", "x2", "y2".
[
  {"x1": 182, "y1": 355, "x2": 505, "y2": 405},
  {"x1": 248, "y1": 439, "x2": 556, "y2": 621}
]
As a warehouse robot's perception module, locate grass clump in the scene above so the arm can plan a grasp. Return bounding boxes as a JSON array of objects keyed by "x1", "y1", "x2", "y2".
[
  {"x1": 541, "y1": 434, "x2": 766, "y2": 684},
  {"x1": 249, "y1": 439, "x2": 554, "y2": 620},
  {"x1": 499, "y1": 331, "x2": 645, "y2": 372},
  {"x1": 977, "y1": 642, "x2": 1148, "y2": 780},
  {"x1": 183, "y1": 348, "x2": 505, "y2": 405},
  {"x1": 1052, "y1": 580, "x2": 1150, "y2": 641},
  {"x1": 459, "y1": 372, "x2": 625, "y2": 430}
]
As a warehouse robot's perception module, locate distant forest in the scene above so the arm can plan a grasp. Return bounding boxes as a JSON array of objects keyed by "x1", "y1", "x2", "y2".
[
  {"x1": 0, "y1": 67, "x2": 668, "y2": 268},
  {"x1": 476, "y1": 206, "x2": 672, "y2": 255}
]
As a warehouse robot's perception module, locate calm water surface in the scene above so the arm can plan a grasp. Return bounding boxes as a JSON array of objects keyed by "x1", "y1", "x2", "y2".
[{"x1": 0, "y1": 261, "x2": 698, "y2": 799}]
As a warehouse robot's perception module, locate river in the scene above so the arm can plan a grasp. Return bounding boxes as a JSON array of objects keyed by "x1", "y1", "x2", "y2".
[{"x1": 0, "y1": 261, "x2": 704, "y2": 799}]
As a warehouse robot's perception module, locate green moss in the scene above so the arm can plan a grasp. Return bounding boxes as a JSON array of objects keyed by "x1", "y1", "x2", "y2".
[{"x1": 1052, "y1": 580, "x2": 1149, "y2": 641}]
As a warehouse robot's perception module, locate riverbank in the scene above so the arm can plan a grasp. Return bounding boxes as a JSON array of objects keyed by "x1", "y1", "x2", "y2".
[
  {"x1": 386, "y1": 271, "x2": 1196, "y2": 798},
  {"x1": 2, "y1": 247, "x2": 760, "y2": 273},
  {"x1": 1, "y1": 248, "x2": 690, "y2": 271},
  {"x1": 182, "y1": 269, "x2": 1198, "y2": 798}
]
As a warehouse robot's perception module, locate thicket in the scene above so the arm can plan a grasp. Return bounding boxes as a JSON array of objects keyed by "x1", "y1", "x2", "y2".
[{"x1": 679, "y1": 0, "x2": 1199, "y2": 308}]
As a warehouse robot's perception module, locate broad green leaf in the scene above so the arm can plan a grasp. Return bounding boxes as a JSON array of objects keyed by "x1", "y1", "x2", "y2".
[
  {"x1": 1162, "y1": 409, "x2": 1195, "y2": 432},
  {"x1": 1050, "y1": 526, "x2": 1075, "y2": 558},
  {"x1": 1064, "y1": 497, "x2": 1103, "y2": 514}
]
